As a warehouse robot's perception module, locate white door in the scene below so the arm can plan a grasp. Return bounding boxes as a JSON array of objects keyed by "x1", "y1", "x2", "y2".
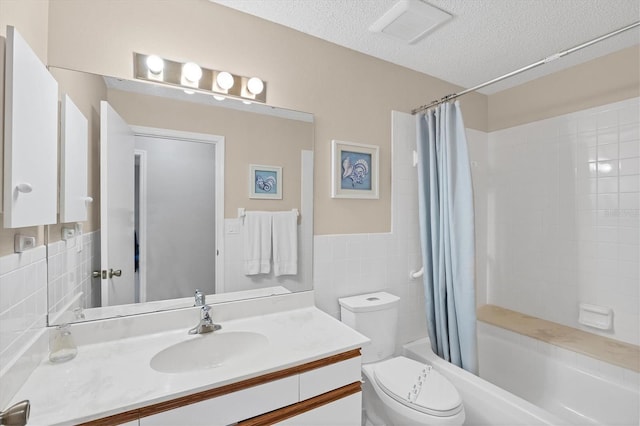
[{"x1": 100, "y1": 101, "x2": 135, "y2": 306}]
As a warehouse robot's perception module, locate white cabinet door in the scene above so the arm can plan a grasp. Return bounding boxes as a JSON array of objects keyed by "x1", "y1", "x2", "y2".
[
  {"x1": 3, "y1": 26, "x2": 58, "y2": 228},
  {"x1": 140, "y1": 376, "x2": 298, "y2": 426},
  {"x1": 275, "y1": 392, "x2": 362, "y2": 426},
  {"x1": 60, "y1": 94, "x2": 89, "y2": 222}
]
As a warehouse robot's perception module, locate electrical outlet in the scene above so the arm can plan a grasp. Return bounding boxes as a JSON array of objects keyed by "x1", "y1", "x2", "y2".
[
  {"x1": 14, "y1": 235, "x2": 36, "y2": 253},
  {"x1": 62, "y1": 227, "x2": 75, "y2": 241}
]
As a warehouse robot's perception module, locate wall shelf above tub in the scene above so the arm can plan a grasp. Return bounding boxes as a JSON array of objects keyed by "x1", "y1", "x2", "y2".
[{"x1": 477, "y1": 304, "x2": 639, "y2": 372}]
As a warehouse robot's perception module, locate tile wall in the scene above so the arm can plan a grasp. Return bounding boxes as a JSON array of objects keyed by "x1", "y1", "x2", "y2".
[
  {"x1": 0, "y1": 245, "x2": 48, "y2": 407},
  {"x1": 0, "y1": 230, "x2": 99, "y2": 406},
  {"x1": 313, "y1": 111, "x2": 426, "y2": 350},
  {"x1": 487, "y1": 97, "x2": 640, "y2": 345},
  {"x1": 47, "y1": 231, "x2": 100, "y2": 322},
  {"x1": 312, "y1": 112, "x2": 488, "y2": 350}
]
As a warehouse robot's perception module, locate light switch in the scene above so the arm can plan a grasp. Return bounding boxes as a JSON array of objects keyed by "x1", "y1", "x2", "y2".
[{"x1": 226, "y1": 220, "x2": 240, "y2": 234}]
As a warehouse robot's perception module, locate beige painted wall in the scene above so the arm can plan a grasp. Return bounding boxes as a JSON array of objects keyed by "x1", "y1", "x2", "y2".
[
  {"x1": 0, "y1": 0, "x2": 50, "y2": 256},
  {"x1": 45, "y1": 0, "x2": 488, "y2": 236},
  {"x1": 488, "y1": 45, "x2": 640, "y2": 131},
  {"x1": 0, "y1": 0, "x2": 49, "y2": 63},
  {"x1": 106, "y1": 89, "x2": 312, "y2": 218}
]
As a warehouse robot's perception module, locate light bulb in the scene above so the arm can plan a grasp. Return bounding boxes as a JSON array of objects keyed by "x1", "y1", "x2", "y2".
[
  {"x1": 183, "y1": 62, "x2": 202, "y2": 83},
  {"x1": 146, "y1": 55, "x2": 164, "y2": 74},
  {"x1": 216, "y1": 71, "x2": 234, "y2": 90},
  {"x1": 247, "y1": 77, "x2": 264, "y2": 95}
]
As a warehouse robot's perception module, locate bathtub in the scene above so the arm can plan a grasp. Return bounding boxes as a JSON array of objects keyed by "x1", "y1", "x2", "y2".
[
  {"x1": 476, "y1": 322, "x2": 639, "y2": 426},
  {"x1": 403, "y1": 339, "x2": 568, "y2": 425},
  {"x1": 404, "y1": 327, "x2": 639, "y2": 426}
]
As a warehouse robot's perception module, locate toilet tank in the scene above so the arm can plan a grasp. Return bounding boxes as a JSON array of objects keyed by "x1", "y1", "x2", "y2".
[{"x1": 339, "y1": 292, "x2": 400, "y2": 363}]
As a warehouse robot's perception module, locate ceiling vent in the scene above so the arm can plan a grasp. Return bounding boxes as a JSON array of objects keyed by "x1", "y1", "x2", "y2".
[{"x1": 369, "y1": 0, "x2": 452, "y2": 44}]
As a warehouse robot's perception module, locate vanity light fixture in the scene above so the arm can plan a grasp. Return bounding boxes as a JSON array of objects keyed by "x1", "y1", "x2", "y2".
[
  {"x1": 146, "y1": 55, "x2": 164, "y2": 75},
  {"x1": 182, "y1": 62, "x2": 203, "y2": 83},
  {"x1": 247, "y1": 77, "x2": 264, "y2": 95},
  {"x1": 216, "y1": 71, "x2": 234, "y2": 91},
  {"x1": 133, "y1": 52, "x2": 267, "y2": 103}
]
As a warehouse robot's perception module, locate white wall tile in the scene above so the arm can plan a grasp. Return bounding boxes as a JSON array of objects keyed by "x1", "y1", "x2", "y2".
[
  {"x1": 619, "y1": 157, "x2": 639, "y2": 175},
  {"x1": 487, "y1": 97, "x2": 640, "y2": 345},
  {"x1": 619, "y1": 140, "x2": 639, "y2": 159}
]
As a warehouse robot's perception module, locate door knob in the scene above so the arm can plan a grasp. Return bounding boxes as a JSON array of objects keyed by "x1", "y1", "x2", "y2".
[
  {"x1": 92, "y1": 270, "x2": 104, "y2": 279},
  {"x1": 109, "y1": 269, "x2": 122, "y2": 278}
]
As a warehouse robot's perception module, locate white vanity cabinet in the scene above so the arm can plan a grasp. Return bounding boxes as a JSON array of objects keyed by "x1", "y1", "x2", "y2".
[
  {"x1": 87, "y1": 350, "x2": 362, "y2": 426},
  {"x1": 139, "y1": 376, "x2": 299, "y2": 425}
]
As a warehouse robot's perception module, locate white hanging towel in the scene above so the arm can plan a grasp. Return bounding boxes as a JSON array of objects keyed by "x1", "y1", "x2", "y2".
[
  {"x1": 272, "y1": 211, "x2": 298, "y2": 276},
  {"x1": 243, "y1": 212, "x2": 272, "y2": 275}
]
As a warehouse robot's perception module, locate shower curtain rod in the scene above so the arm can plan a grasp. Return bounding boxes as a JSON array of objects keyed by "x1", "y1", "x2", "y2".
[{"x1": 411, "y1": 20, "x2": 640, "y2": 115}]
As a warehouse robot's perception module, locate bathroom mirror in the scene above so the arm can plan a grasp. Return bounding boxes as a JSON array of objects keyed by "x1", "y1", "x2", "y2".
[{"x1": 46, "y1": 67, "x2": 314, "y2": 326}]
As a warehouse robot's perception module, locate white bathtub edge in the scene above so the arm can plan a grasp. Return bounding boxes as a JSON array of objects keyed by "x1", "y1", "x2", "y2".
[{"x1": 403, "y1": 338, "x2": 570, "y2": 426}]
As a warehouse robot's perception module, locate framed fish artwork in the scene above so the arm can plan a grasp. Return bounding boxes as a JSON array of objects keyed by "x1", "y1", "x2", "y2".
[
  {"x1": 331, "y1": 140, "x2": 379, "y2": 199},
  {"x1": 249, "y1": 164, "x2": 282, "y2": 199}
]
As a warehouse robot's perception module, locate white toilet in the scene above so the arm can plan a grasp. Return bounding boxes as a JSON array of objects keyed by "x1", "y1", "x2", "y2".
[{"x1": 339, "y1": 292, "x2": 465, "y2": 426}]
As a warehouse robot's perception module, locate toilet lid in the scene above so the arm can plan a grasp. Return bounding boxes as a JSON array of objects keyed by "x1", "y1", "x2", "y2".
[{"x1": 374, "y1": 357, "x2": 463, "y2": 417}]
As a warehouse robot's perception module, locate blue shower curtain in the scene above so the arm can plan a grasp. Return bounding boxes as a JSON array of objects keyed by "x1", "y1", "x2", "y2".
[{"x1": 416, "y1": 101, "x2": 478, "y2": 374}]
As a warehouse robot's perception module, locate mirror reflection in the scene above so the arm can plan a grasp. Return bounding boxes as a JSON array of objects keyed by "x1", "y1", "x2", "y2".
[{"x1": 47, "y1": 68, "x2": 314, "y2": 326}]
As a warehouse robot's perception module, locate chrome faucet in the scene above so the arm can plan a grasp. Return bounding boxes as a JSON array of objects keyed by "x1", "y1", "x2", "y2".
[
  {"x1": 194, "y1": 289, "x2": 205, "y2": 306},
  {"x1": 188, "y1": 305, "x2": 221, "y2": 335},
  {"x1": 0, "y1": 400, "x2": 30, "y2": 426}
]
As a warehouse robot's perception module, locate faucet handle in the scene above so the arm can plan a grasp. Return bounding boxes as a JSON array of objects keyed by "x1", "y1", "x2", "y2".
[
  {"x1": 201, "y1": 304, "x2": 211, "y2": 318},
  {"x1": 194, "y1": 289, "x2": 205, "y2": 306}
]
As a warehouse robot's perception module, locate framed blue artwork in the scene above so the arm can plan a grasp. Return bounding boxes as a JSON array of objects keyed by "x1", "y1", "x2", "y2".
[
  {"x1": 249, "y1": 164, "x2": 282, "y2": 199},
  {"x1": 331, "y1": 140, "x2": 379, "y2": 199}
]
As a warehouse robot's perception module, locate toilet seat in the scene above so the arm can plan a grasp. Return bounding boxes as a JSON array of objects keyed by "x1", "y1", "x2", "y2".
[{"x1": 373, "y1": 356, "x2": 463, "y2": 418}]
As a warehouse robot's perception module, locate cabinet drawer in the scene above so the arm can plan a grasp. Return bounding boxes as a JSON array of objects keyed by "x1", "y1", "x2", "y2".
[
  {"x1": 140, "y1": 375, "x2": 298, "y2": 425},
  {"x1": 275, "y1": 392, "x2": 362, "y2": 426},
  {"x1": 299, "y1": 356, "x2": 361, "y2": 400}
]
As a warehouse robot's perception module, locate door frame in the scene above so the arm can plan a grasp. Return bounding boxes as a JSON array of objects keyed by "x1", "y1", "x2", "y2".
[
  {"x1": 130, "y1": 126, "x2": 225, "y2": 295},
  {"x1": 134, "y1": 149, "x2": 148, "y2": 303}
]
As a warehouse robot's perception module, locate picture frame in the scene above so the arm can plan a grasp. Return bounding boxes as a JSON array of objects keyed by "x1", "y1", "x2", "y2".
[
  {"x1": 331, "y1": 140, "x2": 379, "y2": 199},
  {"x1": 249, "y1": 164, "x2": 282, "y2": 199}
]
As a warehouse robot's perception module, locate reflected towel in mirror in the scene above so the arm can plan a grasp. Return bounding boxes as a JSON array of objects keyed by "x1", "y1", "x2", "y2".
[
  {"x1": 243, "y1": 212, "x2": 272, "y2": 275},
  {"x1": 272, "y1": 211, "x2": 298, "y2": 276}
]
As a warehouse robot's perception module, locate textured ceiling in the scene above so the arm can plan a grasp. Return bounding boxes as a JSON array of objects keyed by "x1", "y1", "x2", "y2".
[{"x1": 212, "y1": 0, "x2": 640, "y2": 94}]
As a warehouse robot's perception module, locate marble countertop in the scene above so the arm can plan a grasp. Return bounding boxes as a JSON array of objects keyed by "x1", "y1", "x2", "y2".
[{"x1": 11, "y1": 298, "x2": 369, "y2": 425}]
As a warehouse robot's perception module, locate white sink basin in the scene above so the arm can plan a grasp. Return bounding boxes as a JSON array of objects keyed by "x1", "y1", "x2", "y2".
[{"x1": 150, "y1": 331, "x2": 269, "y2": 373}]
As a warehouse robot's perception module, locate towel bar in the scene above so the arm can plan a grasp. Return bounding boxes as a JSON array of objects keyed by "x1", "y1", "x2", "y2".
[{"x1": 238, "y1": 208, "x2": 299, "y2": 221}]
